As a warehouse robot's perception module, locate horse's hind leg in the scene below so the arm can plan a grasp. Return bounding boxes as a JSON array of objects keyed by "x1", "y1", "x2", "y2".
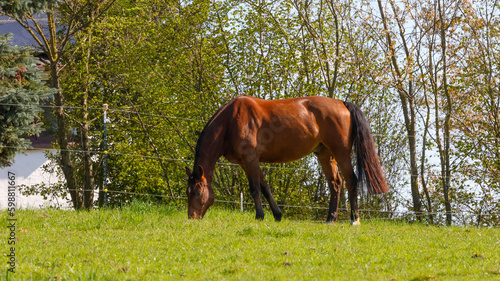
[
  {"x1": 336, "y1": 155, "x2": 360, "y2": 226},
  {"x1": 316, "y1": 150, "x2": 342, "y2": 223},
  {"x1": 321, "y1": 144, "x2": 360, "y2": 225}
]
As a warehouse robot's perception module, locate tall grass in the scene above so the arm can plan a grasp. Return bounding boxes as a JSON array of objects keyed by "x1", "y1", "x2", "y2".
[{"x1": 2, "y1": 202, "x2": 499, "y2": 280}]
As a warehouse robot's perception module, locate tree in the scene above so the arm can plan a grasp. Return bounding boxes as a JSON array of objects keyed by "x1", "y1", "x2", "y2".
[
  {"x1": 69, "y1": 0, "x2": 399, "y2": 219},
  {"x1": 452, "y1": 0, "x2": 500, "y2": 226},
  {"x1": 6, "y1": 0, "x2": 498, "y2": 225},
  {"x1": 291, "y1": 0, "x2": 342, "y2": 98},
  {"x1": 376, "y1": 0, "x2": 423, "y2": 217},
  {"x1": 1, "y1": 0, "x2": 116, "y2": 209},
  {"x1": 0, "y1": 33, "x2": 53, "y2": 167},
  {"x1": 66, "y1": 0, "x2": 229, "y2": 205}
]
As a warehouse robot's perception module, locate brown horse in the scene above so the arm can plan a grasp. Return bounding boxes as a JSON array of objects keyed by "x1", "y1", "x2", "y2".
[{"x1": 185, "y1": 95, "x2": 388, "y2": 225}]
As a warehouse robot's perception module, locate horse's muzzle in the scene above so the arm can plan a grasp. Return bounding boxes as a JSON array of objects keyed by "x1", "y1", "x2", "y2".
[{"x1": 188, "y1": 211, "x2": 203, "y2": 219}]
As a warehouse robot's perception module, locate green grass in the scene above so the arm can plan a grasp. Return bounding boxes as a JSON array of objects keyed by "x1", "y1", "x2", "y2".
[{"x1": 2, "y1": 202, "x2": 500, "y2": 280}]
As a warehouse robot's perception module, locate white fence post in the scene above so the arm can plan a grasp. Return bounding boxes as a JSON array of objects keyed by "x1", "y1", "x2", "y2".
[{"x1": 240, "y1": 192, "x2": 243, "y2": 212}]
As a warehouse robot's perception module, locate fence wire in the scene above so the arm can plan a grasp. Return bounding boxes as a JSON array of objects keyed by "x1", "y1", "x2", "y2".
[
  {"x1": 4, "y1": 101, "x2": 500, "y2": 226},
  {"x1": 2, "y1": 102, "x2": 500, "y2": 140},
  {"x1": 19, "y1": 187, "x2": 498, "y2": 226}
]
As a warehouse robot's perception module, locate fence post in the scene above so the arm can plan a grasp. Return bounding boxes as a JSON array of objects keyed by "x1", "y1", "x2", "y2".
[
  {"x1": 103, "y1": 104, "x2": 108, "y2": 207},
  {"x1": 240, "y1": 192, "x2": 243, "y2": 212}
]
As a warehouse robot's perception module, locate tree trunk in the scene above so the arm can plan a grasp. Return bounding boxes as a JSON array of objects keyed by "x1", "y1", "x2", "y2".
[
  {"x1": 421, "y1": 90, "x2": 434, "y2": 224},
  {"x1": 82, "y1": 30, "x2": 95, "y2": 209},
  {"x1": 438, "y1": 0, "x2": 452, "y2": 226},
  {"x1": 51, "y1": 63, "x2": 81, "y2": 209},
  {"x1": 377, "y1": 0, "x2": 422, "y2": 216}
]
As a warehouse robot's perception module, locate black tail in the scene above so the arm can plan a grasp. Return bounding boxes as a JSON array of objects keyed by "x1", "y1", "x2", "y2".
[{"x1": 344, "y1": 101, "x2": 389, "y2": 195}]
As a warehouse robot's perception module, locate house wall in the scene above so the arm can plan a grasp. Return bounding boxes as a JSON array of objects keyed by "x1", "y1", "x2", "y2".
[{"x1": 0, "y1": 150, "x2": 69, "y2": 209}]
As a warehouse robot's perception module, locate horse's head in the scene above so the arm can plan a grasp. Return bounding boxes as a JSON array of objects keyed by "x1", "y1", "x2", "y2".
[{"x1": 185, "y1": 165, "x2": 214, "y2": 219}]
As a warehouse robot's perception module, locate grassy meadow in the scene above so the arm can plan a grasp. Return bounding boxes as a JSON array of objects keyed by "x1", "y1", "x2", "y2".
[{"x1": 2, "y1": 202, "x2": 499, "y2": 280}]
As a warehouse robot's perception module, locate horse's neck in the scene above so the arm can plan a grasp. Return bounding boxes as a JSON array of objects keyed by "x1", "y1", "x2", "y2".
[{"x1": 194, "y1": 123, "x2": 225, "y2": 181}]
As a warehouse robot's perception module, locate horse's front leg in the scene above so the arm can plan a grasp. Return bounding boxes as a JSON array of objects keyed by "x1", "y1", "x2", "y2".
[
  {"x1": 248, "y1": 177, "x2": 265, "y2": 220},
  {"x1": 260, "y1": 178, "x2": 282, "y2": 222},
  {"x1": 243, "y1": 164, "x2": 265, "y2": 220},
  {"x1": 246, "y1": 166, "x2": 282, "y2": 221}
]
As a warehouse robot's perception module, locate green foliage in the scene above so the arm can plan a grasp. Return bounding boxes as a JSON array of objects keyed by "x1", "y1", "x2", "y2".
[
  {"x1": 55, "y1": 0, "x2": 396, "y2": 215},
  {"x1": 79, "y1": 0, "x2": 228, "y2": 203},
  {"x1": 0, "y1": 0, "x2": 57, "y2": 16},
  {"x1": 0, "y1": 33, "x2": 53, "y2": 167},
  {"x1": 15, "y1": 0, "x2": 498, "y2": 224},
  {"x1": 2, "y1": 207, "x2": 499, "y2": 280}
]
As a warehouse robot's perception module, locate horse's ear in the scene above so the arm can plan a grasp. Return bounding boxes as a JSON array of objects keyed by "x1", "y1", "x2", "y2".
[
  {"x1": 196, "y1": 165, "x2": 204, "y2": 179},
  {"x1": 185, "y1": 166, "x2": 192, "y2": 178}
]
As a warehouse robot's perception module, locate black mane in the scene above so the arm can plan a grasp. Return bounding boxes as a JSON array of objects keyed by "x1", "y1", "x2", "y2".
[{"x1": 193, "y1": 97, "x2": 236, "y2": 170}]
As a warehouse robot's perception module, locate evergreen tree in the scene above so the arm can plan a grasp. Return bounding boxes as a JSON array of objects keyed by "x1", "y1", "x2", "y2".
[
  {"x1": 2, "y1": 0, "x2": 116, "y2": 209},
  {"x1": 0, "y1": 0, "x2": 56, "y2": 15},
  {"x1": 0, "y1": 33, "x2": 53, "y2": 167}
]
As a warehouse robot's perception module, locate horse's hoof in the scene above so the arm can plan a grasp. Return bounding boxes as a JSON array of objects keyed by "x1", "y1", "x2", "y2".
[
  {"x1": 326, "y1": 213, "x2": 338, "y2": 223},
  {"x1": 351, "y1": 219, "x2": 361, "y2": 226}
]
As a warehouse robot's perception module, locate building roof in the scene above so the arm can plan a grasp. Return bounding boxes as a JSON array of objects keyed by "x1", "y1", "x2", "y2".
[
  {"x1": 1, "y1": 14, "x2": 55, "y2": 149},
  {"x1": 0, "y1": 14, "x2": 49, "y2": 49},
  {"x1": 29, "y1": 135, "x2": 53, "y2": 150}
]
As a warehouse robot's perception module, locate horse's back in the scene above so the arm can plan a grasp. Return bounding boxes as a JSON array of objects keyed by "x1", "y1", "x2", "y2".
[
  {"x1": 230, "y1": 95, "x2": 350, "y2": 134},
  {"x1": 222, "y1": 95, "x2": 352, "y2": 163},
  {"x1": 230, "y1": 95, "x2": 347, "y2": 117}
]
